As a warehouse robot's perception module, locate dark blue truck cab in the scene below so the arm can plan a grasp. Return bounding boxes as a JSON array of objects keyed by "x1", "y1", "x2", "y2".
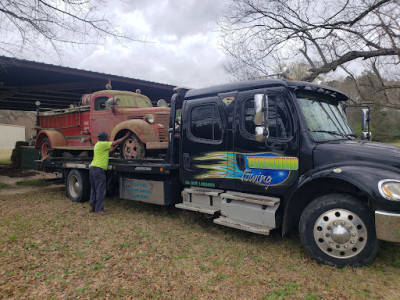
[{"x1": 43, "y1": 79, "x2": 400, "y2": 267}]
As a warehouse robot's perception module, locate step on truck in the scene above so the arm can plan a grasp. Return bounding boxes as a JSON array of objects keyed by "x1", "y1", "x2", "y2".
[{"x1": 40, "y1": 79, "x2": 400, "y2": 267}]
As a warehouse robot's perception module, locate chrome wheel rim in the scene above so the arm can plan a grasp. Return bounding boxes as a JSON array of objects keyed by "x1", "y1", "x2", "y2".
[
  {"x1": 313, "y1": 208, "x2": 367, "y2": 259},
  {"x1": 68, "y1": 175, "x2": 80, "y2": 198}
]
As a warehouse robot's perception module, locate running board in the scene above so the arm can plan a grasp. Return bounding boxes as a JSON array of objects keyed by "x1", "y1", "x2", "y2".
[
  {"x1": 176, "y1": 187, "x2": 224, "y2": 214},
  {"x1": 175, "y1": 203, "x2": 220, "y2": 215},
  {"x1": 213, "y1": 216, "x2": 273, "y2": 235},
  {"x1": 221, "y1": 191, "x2": 280, "y2": 206}
]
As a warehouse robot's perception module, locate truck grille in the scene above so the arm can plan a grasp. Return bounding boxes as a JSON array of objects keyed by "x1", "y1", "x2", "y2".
[{"x1": 155, "y1": 113, "x2": 170, "y2": 140}]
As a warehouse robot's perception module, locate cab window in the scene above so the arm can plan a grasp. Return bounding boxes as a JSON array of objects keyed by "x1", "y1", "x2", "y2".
[
  {"x1": 190, "y1": 104, "x2": 223, "y2": 142},
  {"x1": 94, "y1": 97, "x2": 109, "y2": 111},
  {"x1": 243, "y1": 94, "x2": 291, "y2": 139}
]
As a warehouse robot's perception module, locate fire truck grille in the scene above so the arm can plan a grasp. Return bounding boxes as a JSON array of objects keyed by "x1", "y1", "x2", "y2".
[{"x1": 156, "y1": 113, "x2": 170, "y2": 140}]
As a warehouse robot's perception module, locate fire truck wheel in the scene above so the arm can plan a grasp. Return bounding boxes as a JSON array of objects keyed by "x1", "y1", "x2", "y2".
[
  {"x1": 66, "y1": 169, "x2": 90, "y2": 202},
  {"x1": 120, "y1": 133, "x2": 145, "y2": 159},
  {"x1": 39, "y1": 137, "x2": 51, "y2": 160},
  {"x1": 299, "y1": 194, "x2": 379, "y2": 268}
]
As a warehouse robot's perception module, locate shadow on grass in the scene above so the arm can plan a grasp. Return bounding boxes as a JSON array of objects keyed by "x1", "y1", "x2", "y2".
[
  {"x1": 107, "y1": 195, "x2": 300, "y2": 250},
  {"x1": 69, "y1": 193, "x2": 399, "y2": 270},
  {"x1": 16, "y1": 178, "x2": 53, "y2": 187},
  {"x1": 374, "y1": 241, "x2": 400, "y2": 269}
]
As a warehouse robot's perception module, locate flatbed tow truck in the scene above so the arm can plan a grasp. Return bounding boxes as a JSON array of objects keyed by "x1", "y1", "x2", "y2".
[{"x1": 39, "y1": 79, "x2": 400, "y2": 267}]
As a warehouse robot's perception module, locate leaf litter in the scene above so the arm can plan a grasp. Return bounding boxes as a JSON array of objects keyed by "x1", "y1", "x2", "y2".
[{"x1": 0, "y1": 186, "x2": 399, "y2": 299}]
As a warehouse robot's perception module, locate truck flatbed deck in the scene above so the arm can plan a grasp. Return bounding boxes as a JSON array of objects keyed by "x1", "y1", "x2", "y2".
[{"x1": 39, "y1": 156, "x2": 178, "y2": 175}]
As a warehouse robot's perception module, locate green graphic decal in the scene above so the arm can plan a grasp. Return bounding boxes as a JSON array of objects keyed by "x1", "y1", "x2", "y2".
[{"x1": 193, "y1": 152, "x2": 298, "y2": 187}]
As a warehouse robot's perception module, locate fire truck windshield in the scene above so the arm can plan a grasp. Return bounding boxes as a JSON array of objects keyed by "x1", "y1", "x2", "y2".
[{"x1": 113, "y1": 94, "x2": 152, "y2": 108}]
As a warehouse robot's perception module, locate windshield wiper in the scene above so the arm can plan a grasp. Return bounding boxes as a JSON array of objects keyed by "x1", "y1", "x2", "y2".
[
  {"x1": 344, "y1": 133, "x2": 357, "y2": 139},
  {"x1": 309, "y1": 130, "x2": 347, "y2": 138}
]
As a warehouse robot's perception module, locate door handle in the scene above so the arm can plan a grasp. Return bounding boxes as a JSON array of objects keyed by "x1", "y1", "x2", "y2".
[
  {"x1": 183, "y1": 153, "x2": 190, "y2": 169},
  {"x1": 236, "y1": 154, "x2": 245, "y2": 171}
]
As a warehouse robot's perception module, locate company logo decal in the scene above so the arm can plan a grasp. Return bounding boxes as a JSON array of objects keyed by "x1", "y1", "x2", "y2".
[
  {"x1": 194, "y1": 152, "x2": 298, "y2": 187},
  {"x1": 222, "y1": 96, "x2": 235, "y2": 106}
]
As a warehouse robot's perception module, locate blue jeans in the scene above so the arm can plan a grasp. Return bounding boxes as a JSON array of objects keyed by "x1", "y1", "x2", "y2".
[{"x1": 89, "y1": 166, "x2": 106, "y2": 212}]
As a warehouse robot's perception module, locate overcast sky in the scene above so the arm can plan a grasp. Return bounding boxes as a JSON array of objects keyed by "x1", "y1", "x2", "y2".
[{"x1": 39, "y1": 0, "x2": 231, "y2": 89}]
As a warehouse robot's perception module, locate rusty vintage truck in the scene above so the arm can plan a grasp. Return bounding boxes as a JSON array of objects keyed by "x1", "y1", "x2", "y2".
[{"x1": 35, "y1": 89, "x2": 170, "y2": 159}]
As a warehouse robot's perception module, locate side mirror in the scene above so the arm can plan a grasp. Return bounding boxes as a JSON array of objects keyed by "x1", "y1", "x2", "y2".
[
  {"x1": 255, "y1": 127, "x2": 265, "y2": 142},
  {"x1": 362, "y1": 132, "x2": 372, "y2": 141},
  {"x1": 106, "y1": 97, "x2": 120, "y2": 107},
  {"x1": 361, "y1": 108, "x2": 370, "y2": 131},
  {"x1": 157, "y1": 99, "x2": 168, "y2": 107},
  {"x1": 254, "y1": 93, "x2": 269, "y2": 141},
  {"x1": 254, "y1": 94, "x2": 264, "y2": 125}
]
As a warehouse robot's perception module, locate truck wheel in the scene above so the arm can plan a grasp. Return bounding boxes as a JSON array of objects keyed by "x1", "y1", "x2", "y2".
[
  {"x1": 40, "y1": 137, "x2": 51, "y2": 160},
  {"x1": 121, "y1": 133, "x2": 145, "y2": 159},
  {"x1": 66, "y1": 169, "x2": 90, "y2": 202},
  {"x1": 299, "y1": 194, "x2": 379, "y2": 267}
]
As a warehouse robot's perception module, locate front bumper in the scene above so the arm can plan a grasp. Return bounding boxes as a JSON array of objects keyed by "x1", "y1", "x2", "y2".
[{"x1": 375, "y1": 210, "x2": 400, "y2": 242}]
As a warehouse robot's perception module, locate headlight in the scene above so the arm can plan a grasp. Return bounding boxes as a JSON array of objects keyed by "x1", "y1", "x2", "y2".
[
  {"x1": 144, "y1": 114, "x2": 155, "y2": 124},
  {"x1": 378, "y1": 180, "x2": 400, "y2": 201}
]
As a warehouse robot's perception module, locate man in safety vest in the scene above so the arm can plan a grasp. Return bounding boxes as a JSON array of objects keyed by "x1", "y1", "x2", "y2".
[{"x1": 89, "y1": 131, "x2": 130, "y2": 214}]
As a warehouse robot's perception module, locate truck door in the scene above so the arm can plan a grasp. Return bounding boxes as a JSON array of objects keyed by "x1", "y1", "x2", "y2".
[
  {"x1": 180, "y1": 96, "x2": 229, "y2": 189},
  {"x1": 90, "y1": 92, "x2": 116, "y2": 144},
  {"x1": 233, "y1": 87, "x2": 299, "y2": 196}
]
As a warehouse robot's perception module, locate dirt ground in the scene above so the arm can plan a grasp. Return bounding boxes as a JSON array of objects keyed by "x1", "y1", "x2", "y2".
[
  {"x1": 0, "y1": 163, "x2": 60, "y2": 195},
  {"x1": 0, "y1": 163, "x2": 56, "y2": 183}
]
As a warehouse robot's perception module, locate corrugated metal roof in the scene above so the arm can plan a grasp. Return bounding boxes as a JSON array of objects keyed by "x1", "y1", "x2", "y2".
[{"x1": 0, "y1": 56, "x2": 176, "y2": 111}]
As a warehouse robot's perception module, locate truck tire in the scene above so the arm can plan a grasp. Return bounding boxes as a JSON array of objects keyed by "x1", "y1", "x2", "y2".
[
  {"x1": 299, "y1": 194, "x2": 379, "y2": 267},
  {"x1": 40, "y1": 137, "x2": 51, "y2": 160},
  {"x1": 66, "y1": 169, "x2": 90, "y2": 202},
  {"x1": 120, "y1": 133, "x2": 145, "y2": 159}
]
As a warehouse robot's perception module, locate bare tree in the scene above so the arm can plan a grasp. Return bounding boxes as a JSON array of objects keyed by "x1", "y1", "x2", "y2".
[
  {"x1": 0, "y1": 0, "x2": 140, "y2": 58},
  {"x1": 219, "y1": 0, "x2": 400, "y2": 82}
]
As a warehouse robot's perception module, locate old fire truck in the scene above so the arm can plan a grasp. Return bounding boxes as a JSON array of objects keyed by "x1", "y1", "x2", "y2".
[{"x1": 35, "y1": 89, "x2": 170, "y2": 159}]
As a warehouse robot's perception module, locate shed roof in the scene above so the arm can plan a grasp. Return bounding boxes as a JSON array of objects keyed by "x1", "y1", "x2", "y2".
[{"x1": 0, "y1": 56, "x2": 175, "y2": 111}]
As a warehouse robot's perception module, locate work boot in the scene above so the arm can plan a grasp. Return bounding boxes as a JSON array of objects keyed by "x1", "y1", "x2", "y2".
[
  {"x1": 96, "y1": 211, "x2": 108, "y2": 215},
  {"x1": 90, "y1": 204, "x2": 95, "y2": 213}
]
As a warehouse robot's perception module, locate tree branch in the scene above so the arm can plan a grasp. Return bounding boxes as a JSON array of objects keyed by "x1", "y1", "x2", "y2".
[{"x1": 302, "y1": 48, "x2": 400, "y2": 81}]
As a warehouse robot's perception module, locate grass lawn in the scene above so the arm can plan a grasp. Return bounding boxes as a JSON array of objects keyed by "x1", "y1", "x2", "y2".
[
  {"x1": 1, "y1": 186, "x2": 400, "y2": 299},
  {"x1": 0, "y1": 182, "x2": 9, "y2": 189},
  {"x1": 388, "y1": 140, "x2": 400, "y2": 146}
]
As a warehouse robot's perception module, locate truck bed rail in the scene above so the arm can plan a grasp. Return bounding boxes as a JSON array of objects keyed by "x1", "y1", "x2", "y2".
[{"x1": 38, "y1": 156, "x2": 178, "y2": 175}]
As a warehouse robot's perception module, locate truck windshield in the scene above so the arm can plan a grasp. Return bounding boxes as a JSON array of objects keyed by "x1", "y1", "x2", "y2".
[
  {"x1": 111, "y1": 94, "x2": 152, "y2": 108},
  {"x1": 296, "y1": 91, "x2": 355, "y2": 141}
]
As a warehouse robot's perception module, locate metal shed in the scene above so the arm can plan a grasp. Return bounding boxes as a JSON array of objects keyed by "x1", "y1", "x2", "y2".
[{"x1": 0, "y1": 56, "x2": 175, "y2": 111}]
